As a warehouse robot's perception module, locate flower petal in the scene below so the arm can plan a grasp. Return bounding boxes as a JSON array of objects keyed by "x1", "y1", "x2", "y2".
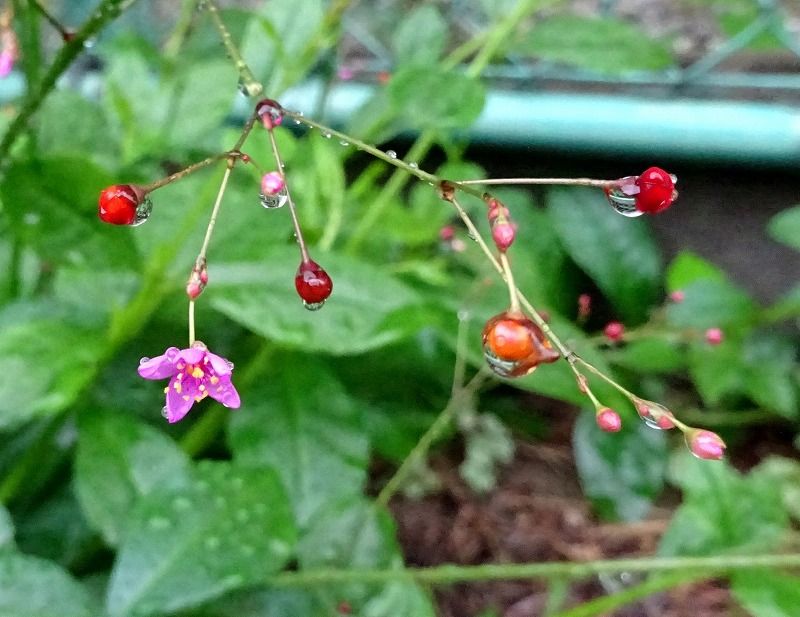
[
  {"x1": 138, "y1": 348, "x2": 179, "y2": 380},
  {"x1": 206, "y1": 352, "x2": 232, "y2": 376},
  {"x1": 165, "y1": 375, "x2": 195, "y2": 423},
  {"x1": 179, "y1": 347, "x2": 205, "y2": 365},
  {"x1": 208, "y1": 376, "x2": 241, "y2": 409}
]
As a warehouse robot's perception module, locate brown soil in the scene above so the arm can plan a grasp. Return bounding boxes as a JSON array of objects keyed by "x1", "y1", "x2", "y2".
[{"x1": 388, "y1": 408, "x2": 733, "y2": 617}]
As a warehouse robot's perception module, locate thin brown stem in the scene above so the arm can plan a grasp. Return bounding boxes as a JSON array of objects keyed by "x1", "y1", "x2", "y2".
[
  {"x1": 266, "y1": 127, "x2": 310, "y2": 262},
  {"x1": 197, "y1": 162, "x2": 233, "y2": 263},
  {"x1": 458, "y1": 177, "x2": 614, "y2": 188},
  {"x1": 141, "y1": 153, "x2": 230, "y2": 194},
  {"x1": 203, "y1": 0, "x2": 262, "y2": 97}
]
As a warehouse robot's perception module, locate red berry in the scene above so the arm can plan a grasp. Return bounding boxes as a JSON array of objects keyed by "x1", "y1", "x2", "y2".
[
  {"x1": 603, "y1": 321, "x2": 625, "y2": 342},
  {"x1": 596, "y1": 408, "x2": 622, "y2": 432},
  {"x1": 482, "y1": 311, "x2": 560, "y2": 378},
  {"x1": 98, "y1": 184, "x2": 141, "y2": 225},
  {"x1": 635, "y1": 167, "x2": 676, "y2": 214},
  {"x1": 295, "y1": 259, "x2": 333, "y2": 309}
]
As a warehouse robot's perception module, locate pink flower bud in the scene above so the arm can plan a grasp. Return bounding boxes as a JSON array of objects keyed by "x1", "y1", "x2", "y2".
[
  {"x1": 0, "y1": 49, "x2": 14, "y2": 77},
  {"x1": 596, "y1": 408, "x2": 622, "y2": 432},
  {"x1": 186, "y1": 261, "x2": 208, "y2": 300},
  {"x1": 687, "y1": 429, "x2": 726, "y2": 460},
  {"x1": 261, "y1": 172, "x2": 285, "y2": 196},
  {"x1": 578, "y1": 293, "x2": 591, "y2": 320},
  {"x1": 669, "y1": 290, "x2": 685, "y2": 303},
  {"x1": 603, "y1": 321, "x2": 625, "y2": 342},
  {"x1": 491, "y1": 222, "x2": 516, "y2": 251},
  {"x1": 705, "y1": 328, "x2": 723, "y2": 345},
  {"x1": 439, "y1": 225, "x2": 455, "y2": 241}
]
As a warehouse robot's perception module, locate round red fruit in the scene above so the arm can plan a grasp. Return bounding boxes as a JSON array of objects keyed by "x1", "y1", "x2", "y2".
[
  {"x1": 635, "y1": 167, "x2": 675, "y2": 214},
  {"x1": 295, "y1": 260, "x2": 333, "y2": 305},
  {"x1": 98, "y1": 184, "x2": 140, "y2": 225},
  {"x1": 484, "y1": 317, "x2": 535, "y2": 361}
]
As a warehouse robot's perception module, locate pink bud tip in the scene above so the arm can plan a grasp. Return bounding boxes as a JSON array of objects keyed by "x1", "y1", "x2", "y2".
[
  {"x1": 596, "y1": 408, "x2": 622, "y2": 432},
  {"x1": 261, "y1": 172, "x2": 285, "y2": 196},
  {"x1": 186, "y1": 281, "x2": 203, "y2": 300},
  {"x1": 439, "y1": 225, "x2": 455, "y2": 241},
  {"x1": 603, "y1": 321, "x2": 625, "y2": 342},
  {"x1": 492, "y1": 222, "x2": 516, "y2": 251},
  {"x1": 705, "y1": 328, "x2": 723, "y2": 345},
  {"x1": 337, "y1": 66, "x2": 354, "y2": 81},
  {"x1": 687, "y1": 429, "x2": 726, "y2": 460},
  {"x1": 669, "y1": 290, "x2": 685, "y2": 303}
]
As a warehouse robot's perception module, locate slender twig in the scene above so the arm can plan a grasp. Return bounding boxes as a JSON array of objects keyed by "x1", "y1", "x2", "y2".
[
  {"x1": 188, "y1": 300, "x2": 196, "y2": 345},
  {"x1": 31, "y1": 0, "x2": 72, "y2": 40},
  {"x1": 459, "y1": 178, "x2": 613, "y2": 188},
  {"x1": 141, "y1": 153, "x2": 231, "y2": 193},
  {"x1": 0, "y1": 0, "x2": 143, "y2": 166},
  {"x1": 266, "y1": 552, "x2": 800, "y2": 588},
  {"x1": 197, "y1": 163, "x2": 234, "y2": 262},
  {"x1": 376, "y1": 369, "x2": 488, "y2": 507},
  {"x1": 266, "y1": 128, "x2": 310, "y2": 262},
  {"x1": 203, "y1": 0, "x2": 262, "y2": 97}
]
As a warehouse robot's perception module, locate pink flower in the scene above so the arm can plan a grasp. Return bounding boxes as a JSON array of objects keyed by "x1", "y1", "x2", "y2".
[
  {"x1": 0, "y1": 49, "x2": 14, "y2": 77},
  {"x1": 138, "y1": 342, "x2": 240, "y2": 423},
  {"x1": 669, "y1": 290, "x2": 685, "y2": 303},
  {"x1": 687, "y1": 429, "x2": 726, "y2": 460}
]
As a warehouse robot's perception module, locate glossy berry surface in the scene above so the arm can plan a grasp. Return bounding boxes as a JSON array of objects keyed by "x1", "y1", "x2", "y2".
[
  {"x1": 295, "y1": 260, "x2": 333, "y2": 309},
  {"x1": 98, "y1": 184, "x2": 140, "y2": 225},
  {"x1": 635, "y1": 167, "x2": 675, "y2": 214},
  {"x1": 482, "y1": 311, "x2": 559, "y2": 378}
]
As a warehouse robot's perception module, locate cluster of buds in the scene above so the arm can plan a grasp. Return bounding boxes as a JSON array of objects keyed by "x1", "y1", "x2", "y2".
[{"x1": 485, "y1": 197, "x2": 517, "y2": 252}]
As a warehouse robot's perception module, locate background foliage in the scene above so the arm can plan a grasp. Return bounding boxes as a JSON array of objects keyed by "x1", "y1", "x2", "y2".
[{"x1": 0, "y1": 0, "x2": 797, "y2": 615}]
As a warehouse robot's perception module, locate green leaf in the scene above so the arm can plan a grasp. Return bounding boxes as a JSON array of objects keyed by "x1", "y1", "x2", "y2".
[
  {"x1": 460, "y1": 413, "x2": 514, "y2": 493},
  {"x1": 741, "y1": 331, "x2": 798, "y2": 418},
  {"x1": 211, "y1": 248, "x2": 427, "y2": 355},
  {"x1": 513, "y1": 16, "x2": 674, "y2": 73},
  {"x1": 659, "y1": 453, "x2": 788, "y2": 556},
  {"x1": 0, "y1": 302, "x2": 104, "y2": 430},
  {"x1": 298, "y1": 499, "x2": 435, "y2": 617},
  {"x1": 666, "y1": 278, "x2": 757, "y2": 330},
  {"x1": 688, "y1": 340, "x2": 745, "y2": 407},
  {"x1": 0, "y1": 553, "x2": 96, "y2": 617},
  {"x1": 732, "y1": 571, "x2": 800, "y2": 617},
  {"x1": 229, "y1": 355, "x2": 369, "y2": 527},
  {"x1": 573, "y1": 409, "x2": 666, "y2": 521},
  {"x1": 0, "y1": 505, "x2": 13, "y2": 550},
  {"x1": 0, "y1": 157, "x2": 139, "y2": 268},
  {"x1": 666, "y1": 251, "x2": 726, "y2": 291},
  {"x1": 767, "y1": 206, "x2": 800, "y2": 251},
  {"x1": 607, "y1": 338, "x2": 686, "y2": 374},
  {"x1": 387, "y1": 67, "x2": 486, "y2": 130},
  {"x1": 392, "y1": 5, "x2": 447, "y2": 66},
  {"x1": 75, "y1": 409, "x2": 193, "y2": 546},
  {"x1": 106, "y1": 461, "x2": 297, "y2": 617},
  {"x1": 547, "y1": 187, "x2": 662, "y2": 323}
]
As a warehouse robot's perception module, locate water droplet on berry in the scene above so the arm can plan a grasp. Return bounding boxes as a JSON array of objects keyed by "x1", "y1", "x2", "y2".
[
  {"x1": 482, "y1": 311, "x2": 559, "y2": 378},
  {"x1": 605, "y1": 180, "x2": 644, "y2": 218},
  {"x1": 386, "y1": 150, "x2": 397, "y2": 159},
  {"x1": 255, "y1": 98, "x2": 283, "y2": 129},
  {"x1": 259, "y1": 187, "x2": 289, "y2": 209},
  {"x1": 303, "y1": 300, "x2": 326, "y2": 311},
  {"x1": 131, "y1": 195, "x2": 153, "y2": 226}
]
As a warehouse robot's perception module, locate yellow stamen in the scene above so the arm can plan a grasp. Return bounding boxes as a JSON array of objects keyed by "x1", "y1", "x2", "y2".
[
  {"x1": 210, "y1": 376, "x2": 219, "y2": 385},
  {"x1": 173, "y1": 382, "x2": 182, "y2": 394},
  {"x1": 191, "y1": 367, "x2": 204, "y2": 379}
]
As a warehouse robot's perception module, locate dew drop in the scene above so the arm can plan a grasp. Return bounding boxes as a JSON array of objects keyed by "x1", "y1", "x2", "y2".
[
  {"x1": 205, "y1": 536, "x2": 221, "y2": 550},
  {"x1": 409, "y1": 162, "x2": 419, "y2": 169},
  {"x1": 303, "y1": 300, "x2": 326, "y2": 311},
  {"x1": 669, "y1": 174, "x2": 678, "y2": 184},
  {"x1": 466, "y1": 231, "x2": 478, "y2": 242},
  {"x1": 225, "y1": 360, "x2": 234, "y2": 370},
  {"x1": 293, "y1": 118, "x2": 302, "y2": 125},
  {"x1": 605, "y1": 178, "x2": 643, "y2": 218},
  {"x1": 139, "y1": 357, "x2": 151, "y2": 365},
  {"x1": 339, "y1": 140, "x2": 350, "y2": 147},
  {"x1": 321, "y1": 130, "x2": 332, "y2": 139},
  {"x1": 161, "y1": 406, "x2": 169, "y2": 419},
  {"x1": 386, "y1": 150, "x2": 397, "y2": 159},
  {"x1": 83, "y1": 37, "x2": 96, "y2": 49},
  {"x1": 259, "y1": 187, "x2": 289, "y2": 209},
  {"x1": 129, "y1": 195, "x2": 153, "y2": 226}
]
